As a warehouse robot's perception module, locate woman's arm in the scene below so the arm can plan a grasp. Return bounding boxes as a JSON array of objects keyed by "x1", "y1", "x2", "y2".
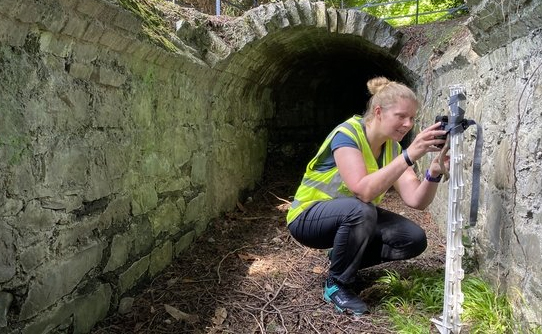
[
  {"x1": 335, "y1": 147, "x2": 412, "y2": 203},
  {"x1": 394, "y1": 153, "x2": 450, "y2": 210},
  {"x1": 335, "y1": 122, "x2": 447, "y2": 205}
]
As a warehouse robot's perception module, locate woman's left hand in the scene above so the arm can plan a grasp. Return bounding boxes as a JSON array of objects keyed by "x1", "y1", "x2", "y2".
[{"x1": 428, "y1": 146, "x2": 450, "y2": 177}]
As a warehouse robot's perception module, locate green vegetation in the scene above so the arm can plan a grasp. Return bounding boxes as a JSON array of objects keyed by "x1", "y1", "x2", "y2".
[
  {"x1": 324, "y1": 0, "x2": 467, "y2": 26},
  {"x1": 0, "y1": 135, "x2": 30, "y2": 166},
  {"x1": 117, "y1": 0, "x2": 178, "y2": 52},
  {"x1": 375, "y1": 269, "x2": 541, "y2": 334}
]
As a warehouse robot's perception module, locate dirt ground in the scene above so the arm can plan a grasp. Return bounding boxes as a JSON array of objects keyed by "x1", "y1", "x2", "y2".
[{"x1": 90, "y1": 162, "x2": 446, "y2": 334}]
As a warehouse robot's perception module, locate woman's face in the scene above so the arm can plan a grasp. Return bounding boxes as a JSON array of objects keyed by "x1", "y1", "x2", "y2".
[{"x1": 377, "y1": 98, "x2": 417, "y2": 142}]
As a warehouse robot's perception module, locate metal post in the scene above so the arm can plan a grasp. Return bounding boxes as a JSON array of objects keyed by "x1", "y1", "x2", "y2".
[
  {"x1": 216, "y1": 0, "x2": 221, "y2": 16},
  {"x1": 431, "y1": 85, "x2": 467, "y2": 334}
]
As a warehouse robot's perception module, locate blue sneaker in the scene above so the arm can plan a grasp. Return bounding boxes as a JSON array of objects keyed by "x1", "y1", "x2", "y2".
[{"x1": 323, "y1": 277, "x2": 369, "y2": 316}]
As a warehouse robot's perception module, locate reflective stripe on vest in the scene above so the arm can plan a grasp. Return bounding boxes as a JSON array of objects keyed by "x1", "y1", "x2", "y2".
[{"x1": 286, "y1": 115, "x2": 400, "y2": 224}]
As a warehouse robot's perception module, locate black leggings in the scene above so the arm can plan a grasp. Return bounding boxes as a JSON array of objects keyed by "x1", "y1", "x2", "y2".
[{"x1": 288, "y1": 197, "x2": 427, "y2": 285}]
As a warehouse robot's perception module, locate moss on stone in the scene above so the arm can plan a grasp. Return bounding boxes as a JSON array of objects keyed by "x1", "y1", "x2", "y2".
[{"x1": 117, "y1": 0, "x2": 178, "y2": 52}]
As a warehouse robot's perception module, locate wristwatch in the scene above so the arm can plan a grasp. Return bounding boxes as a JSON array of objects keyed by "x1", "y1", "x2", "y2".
[{"x1": 425, "y1": 169, "x2": 442, "y2": 183}]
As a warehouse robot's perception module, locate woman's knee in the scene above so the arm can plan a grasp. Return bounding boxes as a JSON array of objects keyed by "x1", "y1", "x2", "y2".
[
  {"x1": 344, "y1": 199, "x2": 377, "y2": 222},
  {"x1": 410, "y1": 227, "x2": 428, "y2": 256}
]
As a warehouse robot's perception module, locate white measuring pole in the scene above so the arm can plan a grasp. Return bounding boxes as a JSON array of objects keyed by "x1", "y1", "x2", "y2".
[{"x1": 432, "y1": 84, "x2": 466, "y2": 334}]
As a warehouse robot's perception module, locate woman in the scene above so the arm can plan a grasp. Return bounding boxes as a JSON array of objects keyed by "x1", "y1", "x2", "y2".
[{"x1": 286, "y1": 76, "x2": 449, "y2": 315}]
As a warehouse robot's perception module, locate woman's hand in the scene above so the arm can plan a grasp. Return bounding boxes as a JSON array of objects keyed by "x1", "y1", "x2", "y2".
[
  {"x1": 429, "y1": 145, "x2": 450, "y2": 177},
  {"x1": 405, "y1": 122, "x2": 447, "y2": 162}
]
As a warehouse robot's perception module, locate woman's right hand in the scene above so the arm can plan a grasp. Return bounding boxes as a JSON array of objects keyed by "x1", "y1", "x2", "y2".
[{"x1": 405, "y1": 122, "x2": 447, "y2": 162}]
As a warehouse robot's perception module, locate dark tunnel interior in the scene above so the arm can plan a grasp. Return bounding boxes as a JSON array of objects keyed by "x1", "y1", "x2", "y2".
[{"x1": 262, "y1": 31, "x2": 416, "y2": 172}]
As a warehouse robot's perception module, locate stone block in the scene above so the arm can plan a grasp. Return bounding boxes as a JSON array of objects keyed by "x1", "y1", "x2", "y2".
[
  {"x1": 98, "y1": 197, "x2": 131, "y2": 231},
  {"x1": 127, "y1": 40, "x2": 154, "y2": 59},
  {"x1": 175, "y1": 231, "x2": 195, "y2": 256},
  {"x1": 94, "y1": 66, "x2": 127, "y2": 87},
  {"x1": 283, "y1": 0, "x2": 301, "y2": 26},
  {"x1": 149, "y1": 199, "x2": 182, "y2": 237},
  {"x1": 18, "y1": 199, "x2": 58, "y2": 231},
  {"x1": 85, "y1": 161, "x2": 114, "y2": 203},
  {"x1": 493, "y1": 138, "x2": 513, "y2": 190},
  {"x1": 15, "y1": 2, "x2": 41, "y2": 24},
  {"x1": 118, "y1": 297, "x2": 134, "y2": 315},
  {"x1": 82, "y1": 20, "x2": 105, "y2": 43},
  {"x1": 132, "y1": 216, "x2": 155, "y2": 256},
  {"x1": 190, "y1": 152, "x2": 208, "y2": 186},
  {"x1": 118, "y1": 255, "x2": 150, "y2": 295},
  {"x1": 0, "y1": 15, "x2": 29, "y2": 46},
  {"x1": 262, "y1": 2, "x2": 289, "y2": 32},
  {"x1": 145, "y1": 48, "x2": 161, "y2": 64},
  {"x1": 19, "y1": 242, "x2": 105, "y2": 320},
  {"x1": 113, "y1": 9, "x2": 142, "y2": 33},
  {"x1": 55, "y1": 217, "x2": 103, "y2": 253},
  {"x1": 96, "y1": 3, "x2": 118, "y2": 23},
  {"x1": 103, "y1": 232, "x2": 132, "y2": 273},
  {"x1": 39, "y1": 32, "x2": 73, "y2": 57},
  {"x1": 72, "y1": 42, "x2": 99, "y2": 62},
  {"x1": 247, "y1": 12, "x2": 268, "y2": 39},
  {"x1": 20, "y1": 242, "x2": 49, "y2": 272},
  {"x1": 343, "y1": 9, "x2": 360, "y2": 35},
  {"x1": 73, "y1": 284, "x2": 112, "y2": 334},
  {"x1": 184, "y1": 193, "x2": 207, "y2": 225},
  {"x1": 373, "y1": 22, "x2": 402, "y2": 55},
  {"x1": 7, "y1": 158, "x2": 37, "y2": 198},
  {"x1": 43, "y1": 146, "x2": 88, "y2": 193},
  {"x1": 21, "y1": 297, "x2": 74, "y2": 334},
  {"x1": 335, "y1": 9, "x2": 348, "y2": 34},
  {"x1": 68, "y1": 62, "x2": 94, "y2": 80},
  {"x1": 99, "y1": 28, "x2": 133, "y2": 53},
  {"x1": 58, "y1": 0, "x2": 78, "y2": 9},
  {"x1": 153, "y1": 49, "x2": 173, "y2": 67},
  {"x1": 39, "y1": 5, "x2": 69, "y2": 33},
  {"x1": 40, "y1": 195, "x2": 83, "y2": 213},
  {"x1": 0, "y1": 0, "x2": 21, "y2": 18},
  {"x1": 313, "y1": 2, "x2": 327, "y2": 29},
  {"x1": 61, "y1": 13, "x2": 88, "y2": 38},
  {"x1": 76, "y1": 0, "x2": 106, "y2": 18},
  {"x1": 156, "y1": 176, "x2": 190, "y2": 194},
  {"x1": 296, "y1": 0, "x2": 314, "y2": 26},
  {"x1": 0, "y1": 196, "x2": 23, "y2": 216},
  {"x1": 0, "y1": 292, "x2": 13, "y2": 328},
  {"x1": 19, "y1": 283, "x2": 111, "y2": 334},
  {"x1": 326, "y1": 8, "x2": 337, "y2": 33},
  {"x1": 131, "y1": 183, "x2": 159, "y2": 216},
  {"x1": 194, "y1": 219, "x2": 210, "y2": 237},
  {"x1": 141, "y1": 152, "x2": 171, "y2": 178},
  {"x1": 149, "y1": 241, "x2": 173, "y2": 276}
]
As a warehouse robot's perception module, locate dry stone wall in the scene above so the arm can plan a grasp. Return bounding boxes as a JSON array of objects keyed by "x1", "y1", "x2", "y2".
[
  {"x1": 0, "y1": 0, "x2": 406, "y2": 332},
  {"x1": 0, "y1": 0, "x2": 269, "y2": 332},
  {"x1": 2, "y1": 0, "x2": 542, "y2": 332},
  {"x1": 400, "y1": 0, "x2": 542, "y2": 324}
]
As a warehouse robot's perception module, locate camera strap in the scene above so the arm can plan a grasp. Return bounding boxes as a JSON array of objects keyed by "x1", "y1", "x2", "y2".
[{"x1": 446, "y1": 94, "x2": 484, "y2": 227}]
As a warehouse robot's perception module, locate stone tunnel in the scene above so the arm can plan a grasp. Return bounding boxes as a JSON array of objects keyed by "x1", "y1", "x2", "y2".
[
  {"x1": 179, "y1": 0, "x2": 418, "y2": 165},
  {"x1": 1, "y1": 0, "x2": 542, "y2": 332}
]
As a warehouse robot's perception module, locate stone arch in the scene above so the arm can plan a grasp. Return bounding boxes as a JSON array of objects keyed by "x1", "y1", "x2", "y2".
[{"x1": 178, "y1": 0, "x2": 419, "y2": 167}]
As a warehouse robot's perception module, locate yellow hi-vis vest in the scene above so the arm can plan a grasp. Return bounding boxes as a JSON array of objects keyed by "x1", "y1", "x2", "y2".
[{"x1": 286, "y1": 115, "x2": 401, "y2": 224}]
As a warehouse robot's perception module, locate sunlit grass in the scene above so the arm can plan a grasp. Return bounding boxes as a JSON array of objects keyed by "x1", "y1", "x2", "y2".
[{"x1": 374, "y1": 269, "x2": 541, "y2": 334}]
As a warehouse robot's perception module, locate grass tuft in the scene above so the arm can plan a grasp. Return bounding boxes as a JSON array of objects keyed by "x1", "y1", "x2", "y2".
[{"x1": 374, "y1": 269, "x2": 540, "y2": 334}]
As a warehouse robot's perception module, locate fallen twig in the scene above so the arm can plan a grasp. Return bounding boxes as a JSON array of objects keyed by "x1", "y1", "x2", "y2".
[
  {"x1": 259, "y1": 277, "x2": 288, "y2": 327},
  {"x1": 217, "y1": 245, "x2": 250, "y2": 284}
]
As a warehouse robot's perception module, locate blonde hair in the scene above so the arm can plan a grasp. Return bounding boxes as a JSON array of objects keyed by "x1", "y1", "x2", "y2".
[{"x1": 365, "y1": 77, "x2": 418, "y2": 121}]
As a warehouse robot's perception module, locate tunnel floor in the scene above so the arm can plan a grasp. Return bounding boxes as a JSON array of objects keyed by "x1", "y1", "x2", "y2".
[{"x1": 90, "y1": 162, "x2": 445, "y2": 333}]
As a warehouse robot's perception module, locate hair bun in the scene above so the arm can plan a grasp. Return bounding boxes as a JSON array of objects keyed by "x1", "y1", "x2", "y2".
[{"x1": 367, "y1": 77, "x2": 391, "y2": 95}]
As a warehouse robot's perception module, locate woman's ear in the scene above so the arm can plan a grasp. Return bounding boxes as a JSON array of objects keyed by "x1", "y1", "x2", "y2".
[{"x1": 374, "y1": 105, "x2": 382, "y2": 121}]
